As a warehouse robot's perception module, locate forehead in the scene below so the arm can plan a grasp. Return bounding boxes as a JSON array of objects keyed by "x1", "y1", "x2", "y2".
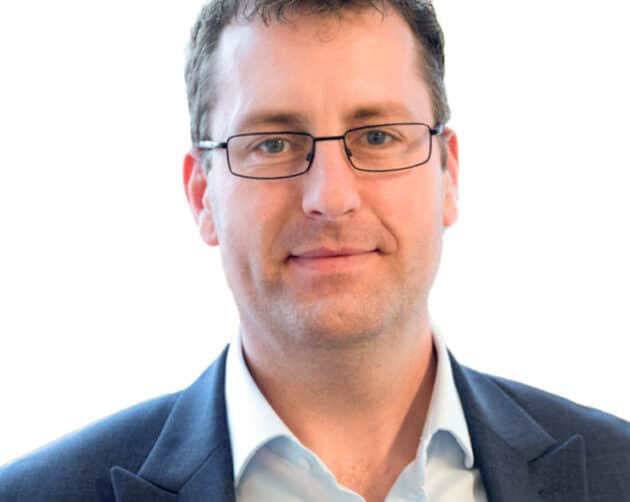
[{"x1": 211, "y1": 7, "x2": 432, "y2": 135}]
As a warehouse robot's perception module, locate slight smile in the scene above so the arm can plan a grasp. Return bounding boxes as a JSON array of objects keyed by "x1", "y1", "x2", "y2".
[{"x1": 287, "y1": 248, "x2": 379, "y2": 273}]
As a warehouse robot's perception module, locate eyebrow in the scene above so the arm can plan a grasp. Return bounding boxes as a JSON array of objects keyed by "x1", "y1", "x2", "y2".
[
  {"x1": 345, "y1": 102, "x2": 415, "y2": 122},
  {"x1": 234, "y1": 111, "x2": 309, "y2": 131},
  {"x1": 233, "y1": 102, "x2": 417, "y2": 133}
]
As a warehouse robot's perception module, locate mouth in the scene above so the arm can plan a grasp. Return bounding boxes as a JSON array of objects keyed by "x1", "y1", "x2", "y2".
[
  {"x1": 287, "y1": 247, "x2": 379, "y2": 272},
  {"x1": 289, "y1": 247, "x2": 378, "y2": 259}
]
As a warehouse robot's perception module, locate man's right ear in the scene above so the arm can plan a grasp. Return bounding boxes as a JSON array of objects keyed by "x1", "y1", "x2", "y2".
[{"x1": 183, "y1": 152, "x2": 218, "y2": 246}]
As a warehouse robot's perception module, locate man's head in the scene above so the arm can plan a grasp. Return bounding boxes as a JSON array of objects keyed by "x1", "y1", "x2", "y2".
[{"x1": 183, "y1": 0, "x2": 459, "y2": 353}]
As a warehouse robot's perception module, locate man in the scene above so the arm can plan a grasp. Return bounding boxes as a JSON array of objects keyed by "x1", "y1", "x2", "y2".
[{"x1": 1, "y1": 0, "x2": 628, "y2": 500}]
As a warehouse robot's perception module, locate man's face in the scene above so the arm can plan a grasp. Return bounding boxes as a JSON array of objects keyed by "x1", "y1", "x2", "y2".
[{"x1": 187, "y1": 7, "x2": 459, "y2": 349}]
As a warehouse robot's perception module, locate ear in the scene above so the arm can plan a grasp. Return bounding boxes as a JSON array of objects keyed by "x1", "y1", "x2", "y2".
[
  {"x1": 441, "y1": 128, "x2": 460, "y2": 228},
  {"x1": 183, "y1": 152, "x2": 219, "y2": 246}
]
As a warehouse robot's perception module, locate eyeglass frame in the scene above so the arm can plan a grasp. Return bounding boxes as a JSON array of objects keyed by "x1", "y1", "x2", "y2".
[{"x1": 196, "y1": 121, "x2": 445, "y2": 180}]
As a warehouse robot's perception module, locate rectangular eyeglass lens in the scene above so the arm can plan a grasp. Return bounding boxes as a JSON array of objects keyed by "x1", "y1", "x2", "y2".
[
  {"x1": 229, "y1": 133, "x2": 311, "y2": 177},
  {"x1": 347, "y1": 124, "x2": 429, "y2": 171}
]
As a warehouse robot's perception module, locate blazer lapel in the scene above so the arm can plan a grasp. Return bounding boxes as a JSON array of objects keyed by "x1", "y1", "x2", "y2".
[
  {"x1": 450, "y1": 353, "x2": 588, "y2": 502},
  {"x1": 110, "y1": 466, "x2": 177, "y2": 501},
  {"x1": 110, "y1": 346, "x2": 236, "y2": 502}
]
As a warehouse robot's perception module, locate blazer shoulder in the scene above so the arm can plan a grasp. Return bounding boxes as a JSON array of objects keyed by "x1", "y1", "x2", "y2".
[
  {"x1": 483, "y1": 371, "x2": 629, "y2": 439},
  {"x1": 0, "y1": 391, "x2": 180, "y2": 502},
  {"x1": 455, "y1": 360, "x2": 630, "y2": 499}
]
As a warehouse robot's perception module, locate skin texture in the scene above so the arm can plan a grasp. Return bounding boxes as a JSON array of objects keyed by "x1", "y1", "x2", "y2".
[{"x1": 184, "y1": 6, "x2": 459, "y2": 500}]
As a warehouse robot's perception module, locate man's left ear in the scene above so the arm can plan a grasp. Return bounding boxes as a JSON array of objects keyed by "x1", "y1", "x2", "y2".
[
  {"x1": 441, "y1": 128, "x2": 459, "y2": 228},
  {"x1": 183, "y1": 152, "x2": 219, "y2": 246}
]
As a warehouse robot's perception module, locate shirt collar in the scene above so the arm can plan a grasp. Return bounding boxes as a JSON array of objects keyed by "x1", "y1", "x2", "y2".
[
  {"x1": 421, "y1": 325, "x2": 475, "y2": 469},
  {"x1": 224, "y1": 332, "x2": 296, "y2": 483},
  {"x1": 224, "y1": 325, "x2": 475, "y2": 482}
]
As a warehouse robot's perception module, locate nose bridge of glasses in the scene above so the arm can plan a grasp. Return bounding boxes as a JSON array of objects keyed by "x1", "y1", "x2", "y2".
[{"x1": 306, "y1": 134, "x2": 351, "y2": 163}]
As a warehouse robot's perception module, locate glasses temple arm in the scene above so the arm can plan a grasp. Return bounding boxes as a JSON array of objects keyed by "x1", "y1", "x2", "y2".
[
  {"x1": 196, "y1": 140, "x2": 228, "y2": 150},
  {"x1": 430, "y1": 124, "x2": 445, "y2": 136}
]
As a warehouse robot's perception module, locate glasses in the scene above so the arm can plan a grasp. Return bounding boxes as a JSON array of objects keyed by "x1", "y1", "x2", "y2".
[{"x1": 196, "y1": 122, "x2": 444, "y2": 180}]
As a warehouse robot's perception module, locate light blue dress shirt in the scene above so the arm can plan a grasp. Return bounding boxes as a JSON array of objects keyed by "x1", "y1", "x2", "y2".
[{"x1": 224, "y1": 327, "x2": 488, "y2": 501}]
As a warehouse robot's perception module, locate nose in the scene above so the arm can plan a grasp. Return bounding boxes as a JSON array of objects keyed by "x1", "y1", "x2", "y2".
[{"x1": 301, "y1": 139, "x2": 361, "y2": 220}]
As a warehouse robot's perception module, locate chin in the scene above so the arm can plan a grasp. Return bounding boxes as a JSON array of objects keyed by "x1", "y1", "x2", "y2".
[{"x1": 274, "y1": 297, "x2": 397, "y2": 350}]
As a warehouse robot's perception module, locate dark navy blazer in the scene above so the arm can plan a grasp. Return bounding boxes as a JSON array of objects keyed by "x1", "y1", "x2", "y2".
[{"x1": 1, "y1": 347, "x2": 628, "y2": 501}]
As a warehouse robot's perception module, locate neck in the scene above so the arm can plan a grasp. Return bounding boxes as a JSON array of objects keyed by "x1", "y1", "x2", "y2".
[{"x1": 239, "y1": 315, "x2": 437, "y2": 494}]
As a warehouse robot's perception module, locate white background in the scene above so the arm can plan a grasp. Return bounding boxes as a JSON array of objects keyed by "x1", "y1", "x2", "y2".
[{"x1": 1, "y1": 1, "x2": 628, "y2": 466}]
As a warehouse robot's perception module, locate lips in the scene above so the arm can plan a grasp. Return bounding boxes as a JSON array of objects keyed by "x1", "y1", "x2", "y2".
[
  {"x1": 289, "y1": 247, "x2": 377, "y2": 259},
  {"x1": 286, "y1": 247, "x2": 379, "y2": 275}
]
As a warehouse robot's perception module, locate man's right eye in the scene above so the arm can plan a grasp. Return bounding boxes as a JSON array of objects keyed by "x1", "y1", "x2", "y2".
[{"x1": 258, "y1": 138, "x2": 287, "y2": 154}]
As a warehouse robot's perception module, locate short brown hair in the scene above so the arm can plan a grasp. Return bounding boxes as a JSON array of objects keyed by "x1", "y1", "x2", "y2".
[{"x1": 185, "y1": 0, "x2": 449, "y2": 145}]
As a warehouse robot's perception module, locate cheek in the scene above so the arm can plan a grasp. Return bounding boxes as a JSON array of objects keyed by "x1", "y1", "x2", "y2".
[
  {"x1": 375, "y1": 172, "x2": 445, "y2": 275},
  {"x1": 377, "y1": 170, "x2": 444, "y2": 229},
  {"x1": 218, "y1": 182, "x2": 295, "y2": 272}
]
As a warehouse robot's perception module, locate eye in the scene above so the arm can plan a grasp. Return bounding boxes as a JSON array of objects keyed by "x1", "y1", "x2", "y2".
[
  {"x1": 258, "y1": 138, "x2": 287, "y2": 154},
  {"x1": 365, "y1": 130, "x2": 393, "y2": 145}
]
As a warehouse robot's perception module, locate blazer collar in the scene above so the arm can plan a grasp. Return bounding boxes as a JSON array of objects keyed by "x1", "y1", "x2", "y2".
[
  {"x1": 110, "y1": 346, "x2": 236, "y2": 502},
  {"x1": 450, "y1": 352, "x2": 588, "y2": 502}
]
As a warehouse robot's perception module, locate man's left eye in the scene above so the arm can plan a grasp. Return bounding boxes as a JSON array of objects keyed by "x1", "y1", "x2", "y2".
[{"x1": 365, "y1": 130, "x2": 391, "y2": 145}]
